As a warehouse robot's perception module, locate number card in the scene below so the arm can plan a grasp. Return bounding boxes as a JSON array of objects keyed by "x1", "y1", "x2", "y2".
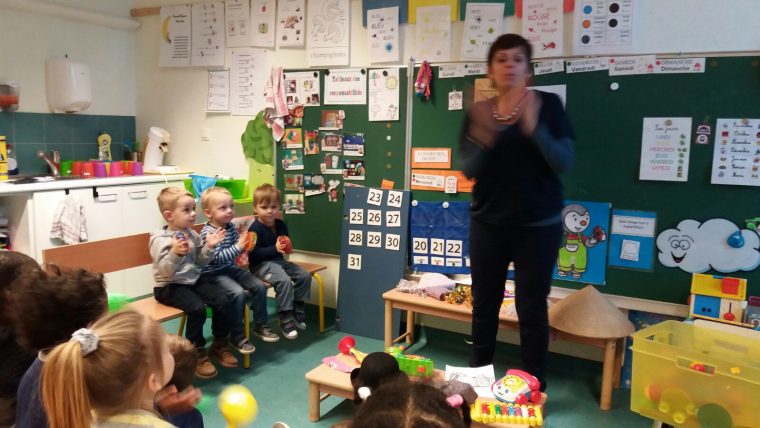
[
  {"x1": 386, "y1": 211, "x2": 401, "y2": 227},
  {"x1": 412, "y1": 237, "x2": 428, "y2": 254},
  {"x1": 385, "y1": 233, "x2": 401, "y2": 251},
  {"x1": 349, "y1": 209, "x2": 364, "y2": 224},
  {"x1": 446, "y1": 239, "x2": 463, "y2": 257},
  {"x1": 367, "y1": 209, "x2": 382, "y2": 226},
  {"x1": 387, "y1": 190, "x2": 403, "y2": 207},
  {"x1": 348, "y1": 230, "x2": 363, "y2": 246},
  {"x1": 367, "y1": 231, "x2": 382, "y2": 248},
  {"x1": 367, "y1": 188, "x2": 384, "y2": 206},
  {"x1": 347, "y1": 254, "x2": 362, "y2": 270},
  {"x1": 430, "y1": 238, "x2": 445, "y2": 255}
]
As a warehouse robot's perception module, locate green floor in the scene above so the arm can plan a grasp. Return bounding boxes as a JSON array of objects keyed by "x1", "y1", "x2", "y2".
[{"x1": 163, "y1": 302, "x2": 651, "y2": 427}]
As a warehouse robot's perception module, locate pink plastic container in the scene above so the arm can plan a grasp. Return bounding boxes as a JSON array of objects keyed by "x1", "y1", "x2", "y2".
[
  {"x1": 93, "y1": 162, "x2": 107, "y2": 178},
  {"x1": 131, "y1": 162, "x2": 143, "y2": 176},
  {"x1": 109, "y1": 161, "x2": 123, "y2": 177}
]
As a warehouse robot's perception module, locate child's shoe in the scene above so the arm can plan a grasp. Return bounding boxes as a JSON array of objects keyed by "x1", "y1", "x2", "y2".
[
  {"x1": 293, "y1": 301, "x2": 307, "y2": 330},
  {"x1": 279, "y1": 316, "x2": 299, "y2": 340},
  {"x1": 211, "y1": 340, "x2": 239, "y2": 368},
  {"x1": 232, "y1": 338, "x2": 256, "y2": 354},
  {"x1": 195, "y1": 356, "x2": 218, "y2": 379},
  {"x1": 253, "y1": 324, "x2": 280, "y2": 343}
]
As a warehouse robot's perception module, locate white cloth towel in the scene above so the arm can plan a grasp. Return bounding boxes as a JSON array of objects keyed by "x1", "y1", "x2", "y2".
[
  {"x1": 263, "y1": 66, "x2": 288, "y2": 142},
  {"x1": 50, "y1": 195, "x2": 88, "y2": 245}
]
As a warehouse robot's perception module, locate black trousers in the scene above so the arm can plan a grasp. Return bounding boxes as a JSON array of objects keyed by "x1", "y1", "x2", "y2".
[{"x1": 468, "y1": 218, "x2": 562, "y2": 390}]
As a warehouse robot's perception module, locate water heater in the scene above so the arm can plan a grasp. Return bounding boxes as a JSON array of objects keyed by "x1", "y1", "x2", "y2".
[{"x1": 46, "y1": 58, "x2": 91, "y2": 113}]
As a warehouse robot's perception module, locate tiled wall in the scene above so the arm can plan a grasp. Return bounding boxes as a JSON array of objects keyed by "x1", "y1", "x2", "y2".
[{"x1": 0, "y1": 112, "x2": 136, "y2": 175}]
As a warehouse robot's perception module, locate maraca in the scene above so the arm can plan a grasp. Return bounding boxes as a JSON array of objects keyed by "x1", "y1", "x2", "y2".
[
  {"x1": 218, "y1": 385, "x2": 258, "y2": 428},
  {"x1": 338, "y1": 336, "x2": 367, "y2": 363},
  {"x1": 277, "y1": 235, "x2": 293, "y2": 254}
]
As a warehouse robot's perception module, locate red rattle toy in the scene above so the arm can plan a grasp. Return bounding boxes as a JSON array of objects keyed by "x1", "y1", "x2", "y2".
[
  {"x1": 277, "y1": 235, "x2": 293, "y2": 254},
  {"x1": 338, "y1": 336, "x2": 367, "y2": 363}
]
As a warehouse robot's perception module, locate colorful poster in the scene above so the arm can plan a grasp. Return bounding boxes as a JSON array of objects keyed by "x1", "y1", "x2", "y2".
[
  {"x1": 281, "y1": 148, "x2": 304, "y2": 170},
  {"x1": 343, "y1": 133, "x2": 366, "y2": 156},
  {"x1": 251, "y1": 0, "x2": 276, "y2": 47},
  {"x1": 608, "y1": 210, "x2": 657, "y2": 271},
  {"x1": 415, "y1": 5, "x2": 452, "y2": 62},
  {"x1": 522, "y1": 0, "x2": 563, "y2": 59},
  {"x1": 343, "y1": 160, "x2": 366, "y2": 181},
  {"x1": 409, "y1": 0, "x2": 458, "y2": 23},
  {"x1": 322, "y1": 154, "x2": 343, "y2": 175},
  {"x1": 282, "y1": 128, "x2": 303, "y2": 149},
  {"x1": 639, "y1": 117, "x2": 692, "y2": 182},
  {"x1": 284, "y1": 193, "x2": 305, "y2": 214},
  {"x1": 320, "y1": 132, "x2": 343, "y2": 152},
  {"x1": 363, "y1": 0, "x2": 409, "y2": 26},
  {"x1": 307, "y1": 0, "x2": 350, "y2": 66},
  {"x1": 552, "y1": 200, "x2": 611, "y2": 285},
  {"x1": 191, "y1": 2, "x2": 225, "y2": 67},
  {"x1": 159, "y1": 5, "x2": 191, "y2": 67},
  {"x1": 321, "y1": 110, "x2": 345, "y2": 129},
  {"x1": 461, "y1": 3, "x2": 504, "y2": 60},
  {"x1": 230, "y1": 48, "x2": 268, "y2": 116},
  {"x1": 284, "y1": 173, "x2": 304, "y2": 192},
  {"x1": 368, "y1": 69, "x2": 400, "y2": 122},
  {"x1": 283, "y1": 71, "x2": 321, "y2": 107},
  {"x1": 324, "y1": 69, "x2": 367, "y2": 105},
  {"x1": 710, "y1": 118, "x2": 760, "y2": 186},
  {"x1": 304, "y1": 130, "x2": 320, "y2": 155},
  {"x1": 206, "y1": 70, "x2": 230, "y2": 112},
  {"x1": 573, "y1": 0, "x2": 635, "y2": 55},
  {"x1": 225, "y1": 0, "x2": 251, "y2": 47},
  {"x1": 368, "y1": 7, "x2": 400, "y2": 63},
  {"x1": 304, "y1": 173, "x2": 327, "y2": 196},
  {"x1": 277, "y1": 0, "x2": 305, "y2": 47}
]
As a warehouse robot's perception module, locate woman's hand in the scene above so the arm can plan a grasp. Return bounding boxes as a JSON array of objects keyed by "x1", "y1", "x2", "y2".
[
  {"x1": 467, "y1": 101, "x2": 498, "y2": 149},
  {"x1": 519, "y1": 90, "x2": 542, "y2": 137}
]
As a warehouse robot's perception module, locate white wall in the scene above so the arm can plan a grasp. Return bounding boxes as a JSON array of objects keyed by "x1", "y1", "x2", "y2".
[{"x1": 0, "y1": 0, "x2": 137, "y2": 115}]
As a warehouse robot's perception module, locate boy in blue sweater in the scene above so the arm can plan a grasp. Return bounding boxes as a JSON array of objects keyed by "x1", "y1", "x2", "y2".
[
  {"x1": 248, "y1": 184, "x2": 312, "y2": 339},
  {"x1": 199, "y1": 187, "x2": 280, "y2": 344}
]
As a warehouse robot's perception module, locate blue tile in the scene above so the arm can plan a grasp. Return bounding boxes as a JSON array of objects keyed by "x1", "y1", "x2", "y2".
[
  {"x1": 122, "y1": 116, "x2": 136, "y2": 142},
  {"x1": 44, "y1": 114, "x2": 73, "y2": 144},
  {"x1": 71, "y1": 114, "x2": 100, "y2": 144},
  {"x1": 110, "y1": 143, "x2": 125, "y2": 161},
  {"x1": 73, "y1": 143, "x2": 97, "y2": 161},
  {"x1": 45, "y1": 143, "x2": 74, "y2": 161},
  {"x1": 14, "y1": 113, "x2": 44, "y2": 143},
  {"x1": 97, "y1": 116, "x2": 123, "y2": 143},
  {"x1": 15, "y1": 143, "x2": 48, "y2": 175},
  {"x1": 0, "y1": 113, "x2": 13, "y2": 140}
]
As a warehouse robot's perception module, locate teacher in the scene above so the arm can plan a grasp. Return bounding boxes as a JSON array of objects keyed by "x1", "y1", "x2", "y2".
[{"x1": 460, "y1": 34, "x2": 575, "y2": 390}]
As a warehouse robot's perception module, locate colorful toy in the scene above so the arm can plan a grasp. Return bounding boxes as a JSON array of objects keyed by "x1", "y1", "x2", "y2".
[
  {"x1": 470, "y1": 399, "x2": 543, "y2": 426},
  {"x1": 277, "y1": 235, "x2": 293, "y2": 254},
  {"x1": 338, "y1": 336, "x2": 367, "y2": 363},
  {"x1": 657, "y1": 387, "x2": 696, "y2": 425},
  {"x1": 386, "y1": 346, "x2": 433, "y2": 377},
  {"x1": 218, "y1": 384, "x2": 258, "y2": 428},
  {"x1": 107, "y1": 293, "x2": 130, "y2": 313},
  {"x1": 689, "y1": 273, "x2": 753, "y2": 327},
  {"x1": 491, "y1": 369, "x2": 541, "y2": 405}
]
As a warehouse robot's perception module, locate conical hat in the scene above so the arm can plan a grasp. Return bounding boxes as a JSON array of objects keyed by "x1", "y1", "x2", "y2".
[{"x1": 549, "y1": 286, "x2": 634, "y2": 338}]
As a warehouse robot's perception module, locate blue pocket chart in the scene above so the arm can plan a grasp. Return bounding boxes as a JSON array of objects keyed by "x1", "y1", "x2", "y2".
[
  {"x1": 608, "y1": 210, "x2": 657, "y2": 271},
  {"x1": 409, "y1": 201, "x2": 470, "y2": 275}
]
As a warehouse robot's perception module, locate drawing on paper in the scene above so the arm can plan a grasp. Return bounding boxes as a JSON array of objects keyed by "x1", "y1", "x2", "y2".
[{"x1": 311, "y1": 0, "x2": 346, "y2": 43}]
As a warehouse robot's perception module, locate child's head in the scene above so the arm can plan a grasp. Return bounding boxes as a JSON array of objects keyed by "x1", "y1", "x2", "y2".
[
  {"x1": 165, "y1": 334, "x2": 198, "y2": 391},
  {"x1": 157, "y1": 187, "x2": 196, "y2": 229},
  {"x1": 201, "y1": 186, "x2": 235, "y2": 227},
  {"x1": 352, "y1": 376, "x2": 470, "y2": 428},
  {"x1": 13, "y1": 265, "x2": 107, "y2": 352},
  {"x1": 253, "y1": 184, "x2": 281, "y2": 226},
  {"x1": 0, "y1": 251, "x2": 43, "y2": 325},
  {"x1": 42, "y1": 310, "x2": 173, "y2": 428}
]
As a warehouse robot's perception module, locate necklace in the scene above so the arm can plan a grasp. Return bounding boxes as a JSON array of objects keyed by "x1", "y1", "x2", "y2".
[{"x1": 492, "y1": 91, "x2": 528, "y2": 122}]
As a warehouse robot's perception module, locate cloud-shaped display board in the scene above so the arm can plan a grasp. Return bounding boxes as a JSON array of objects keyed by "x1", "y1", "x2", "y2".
[{"x1": 656, "y1": 219, "x2": 760, "y2": 273}]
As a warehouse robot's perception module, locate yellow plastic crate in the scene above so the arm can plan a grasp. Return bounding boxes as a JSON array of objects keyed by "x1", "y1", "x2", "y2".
[{"x1": 630, "y1": 320, "x2": 760, "y2": 427}]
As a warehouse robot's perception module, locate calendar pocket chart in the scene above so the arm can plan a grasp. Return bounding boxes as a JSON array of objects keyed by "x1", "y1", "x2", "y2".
[
  {"x1": 336, "y1": 186, "x2": 411, "y2": 340},
  {"x1": 410, "y1": 201, "x2": 470, "y2": 274}
]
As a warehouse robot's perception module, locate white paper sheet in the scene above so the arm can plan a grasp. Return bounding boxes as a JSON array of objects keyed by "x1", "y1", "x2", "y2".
[
  {"x1": 461, "y1": 2, "x2": 504, "y2": 60},
  {"x1": 573, "y1": 0, "x2": 635, "y2": 55},
  {"x1": 368, "y1": 68, "x2": 400, "y2": 121},
  {"x1": 191, "y1": 2, "x2": 225, "y2": 67},
  {"x1": 415, "y1": 6, "x2": 451, "y2": 62},
  {"x1": 207, "y1": 70, "x2": 230, "y2": 112},
  {"x1": 159, "y1": 6, "x2": 191, "y2": 67},
  {"x1": 251, "y1": 0, "x2": 276, "y2": 47},
  {"x1": 528, "y1": 84, "x2": 566, "y2": 107},
  {"x1": 307, "y1": 0, "x2": 350, "y2": 66},
  {"x1": 277, "y1": 0, "x2": 306, "y2": 47},
  {"x1": 711, "y1": 118, "x2": 760, "y2": 186},
  {"x1": 367, "y1": 7, "x2": 400, "y2": 64},
  {"x1": 225, "y1": 0, "x2": 251, "y2": 47},
  {"x1": 445, "y1": 364, "x2": 496, "y2": 398},
  {"x1": 283, "y1": 71, "x2": 321, "y2": 108},
  {"x1": 522, "y1": 0, "x2": 563, "y2": 59},
  {"x1": 448, "y1": 90, "x2": 463, "y2": 110},
  {"x1": 639, "y1": 117, "x2": 692, "y2": 182},
  {"x1": 230, "y1": 48, "x2": 268, "y2": 116},
  {"x1": 324, "y1": 69, "x2": 367, "y2": 105}
]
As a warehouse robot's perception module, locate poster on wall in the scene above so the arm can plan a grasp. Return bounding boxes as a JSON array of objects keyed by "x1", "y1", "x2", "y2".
[
  {"x1": 710, "y1": 118, "x2": 760, "y2": 186},
  {"x1": 206, "y1": 70, "x2": 230, "y2": 112},
  {"x1": 324, "y1": 69, "x2": 367, "y2": 105},
  {"x1": 461, "y1": 2, "x2": 503, "y2": 60},
  {"x1": 367, "y1": 7, "x2": 400, "y2": 63},
  {"x1": 608, "y1": 210, "x2": 656, "y2": 271},
  {"x1": 307, "y1": 0, "x2": 350, "y2": 66},
  {"x1": 363, "y1": 0, "x2": 409, "y2": 26},
  {"x1": 277, "y1": 0, "x2": 305, "y2": 47},
  {"x1": 521, "y1": 0, "x2": 563, "y2": 59},
  {"x1": 573, "y1": 0, "x2": 636, "y2": 55},
  {"x1": 159, "y1": 5, "x2": 191, "y2": 67},
  {"x1": 225, "y1": 0, "x2": 251, "y2": 47},
  {"x1": 191, "y1": 2, "x2": 225, "y2": 67},
  {"x1": 283, "y1": 71, "x2": 321, "y2": 107},
  {"x1": 368, "y1": 69, "x2": 400, "y2": 122},
  {"x1": 230, "y1": 48, "x2": 268, "y2": 116},
  {"x1": 639, "y1": 117, "x2": 692, "y2": 182},
  {"x1": 251, "y1": 0, "x2": 276, "y2": 47},
  {"x1": 415, "y1": 5, "x2": 452, "y2": 62},
  {"x1": 552, "y1": 200, "x2": 610, "y2": 285}
]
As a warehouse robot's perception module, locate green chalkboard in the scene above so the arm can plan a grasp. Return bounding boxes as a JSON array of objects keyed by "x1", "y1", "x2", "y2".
[
  {"x1": 410, "y1": 57, "x2": 760, "y2": 304},
  {"x1": 277, "y1": 69, "x2": 408, "y2": 255}
]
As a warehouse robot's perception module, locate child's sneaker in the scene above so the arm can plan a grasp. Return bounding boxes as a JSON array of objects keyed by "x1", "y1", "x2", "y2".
[
  {"x1": 195, "y1": 356, "x2": 218, "y2": 379},
  {"x1": 280, "y1": 317, "x2": 299, "y2": 340},
  {"x1": 293, "y1": 301, "x2": 307, "y2": 330},
  {"x1": 210, "y1": 342, "x2": 239, "y2": 368},
  {"x1": 253, "y1": 324, "x2": 280, "y2": 343},
  {"x1": 232, "y1": 338, "x2": 256, "y2": 354}
]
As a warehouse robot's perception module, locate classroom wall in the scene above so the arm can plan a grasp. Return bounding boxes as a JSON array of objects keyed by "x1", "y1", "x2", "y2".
[{"x1": 0, "y1": 0, "x2": 136, "y2": 116}]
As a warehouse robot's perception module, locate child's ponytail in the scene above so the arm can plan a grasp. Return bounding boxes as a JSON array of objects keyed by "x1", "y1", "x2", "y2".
[{"x1": 42, "y1": 338, "x2": 93, "y2": 428}]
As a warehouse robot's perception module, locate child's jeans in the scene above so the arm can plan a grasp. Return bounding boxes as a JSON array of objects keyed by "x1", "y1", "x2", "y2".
[
  {"x1": 199, "y1": 267, "x2": 269, "y2": 341},
  {"x1": 251, "y1": 260, "x2": 311, "y2": 313},
  {"x1": 154, "y1": 281, "x2": 234, "y2": 351}
]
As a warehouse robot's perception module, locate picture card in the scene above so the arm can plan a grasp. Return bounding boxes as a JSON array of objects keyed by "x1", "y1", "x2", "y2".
[
  {"x1": 320, "y1": 132, "x2": 343, "y2": 152},
  {"x1": 304, "y1": 130, "x2": 320, "y2": 155},
  {"x1": 304, "y1": 173, "x2": 326, "y2": 196},
  {"x1": 342, "y1": 133, "x2": 366, "y2": 156},
  {"x1": 283, "y1": 193, "x2": 305, "y2": 214},
  {"x1": 282, "y1": 128, "x2": 303, "y2": 148},
  {"x1": 343, "y1": 159, "x2": 366, "y2": 181},
  {"x1": 281, "y1": 148, "x2": 304, "y2": 170}
]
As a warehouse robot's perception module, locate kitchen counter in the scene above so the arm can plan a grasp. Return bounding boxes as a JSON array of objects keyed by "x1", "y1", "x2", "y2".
[{"x1": 0, "y1": 174, "x2": 190, "y2": 196}]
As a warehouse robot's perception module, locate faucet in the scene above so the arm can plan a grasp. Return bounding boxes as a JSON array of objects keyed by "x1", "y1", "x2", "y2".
[{"x1": 37, "y1": 150, "x2": 60, "y2": 177}]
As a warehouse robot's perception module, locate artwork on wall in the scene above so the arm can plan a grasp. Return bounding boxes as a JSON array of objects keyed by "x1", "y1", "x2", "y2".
[{"x1": 552, "y1": 200, "x2": 610, "y2": 285}]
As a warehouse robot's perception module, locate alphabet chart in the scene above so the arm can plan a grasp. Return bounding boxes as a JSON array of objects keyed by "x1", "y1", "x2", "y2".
[
  {"x1": 336, "y1": 186, "x2": 410, "y2": 340},
  {"x1": 410, "y1": 201, "x2": 470, "y2": 274}
]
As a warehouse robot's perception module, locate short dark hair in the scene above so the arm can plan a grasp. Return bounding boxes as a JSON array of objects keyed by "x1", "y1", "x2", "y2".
[
  {"x1": 13, "y1": 265, "x2": 107, "y2": 351},
  {"x1": 166, "y1": 334, "x2": 198, "y2": 391},
  {"x1": 0, "y1": 251, "x2": 43, "y2": 325},
  {"x1": 487, "y1": 34, "x2": 533, "y2": 67}
]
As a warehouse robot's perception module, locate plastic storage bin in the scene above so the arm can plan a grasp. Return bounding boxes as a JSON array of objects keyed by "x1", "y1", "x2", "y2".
[
  {"x1": 183, "y1": 178, "x2": 247, "y2": 200},
  {"x1": 630, "y1": 320, "x2": 760, "y2": 427}
]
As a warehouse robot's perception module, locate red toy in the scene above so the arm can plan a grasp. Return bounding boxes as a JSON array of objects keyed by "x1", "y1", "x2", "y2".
[
  {"x1": 277, "y1": 235, "x2": 293, "y2": 254},
  {"x1": 491, "y1": 369, "x2": 542, "y2": 405},
  {"x1": 338, "y1": 336, "x2": 367, "y2": 363}
]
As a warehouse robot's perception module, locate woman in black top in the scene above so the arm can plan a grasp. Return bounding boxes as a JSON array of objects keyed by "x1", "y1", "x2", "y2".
[{"x1": 460, "y1": 34, "x2": 575, "y2": 390}]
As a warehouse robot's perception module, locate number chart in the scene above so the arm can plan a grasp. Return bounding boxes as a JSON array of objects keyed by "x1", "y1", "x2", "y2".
[
  {"x1": 336, "y1": 186, "x2": 411, "y2": 340},
  {"x1": 410, "y1": 201, "x2": 470, "y2": 275}
]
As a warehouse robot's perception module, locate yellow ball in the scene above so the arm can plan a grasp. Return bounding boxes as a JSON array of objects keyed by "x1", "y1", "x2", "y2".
[{"x1": 218, "y1": 385, "x2": 258, "y2": 425}]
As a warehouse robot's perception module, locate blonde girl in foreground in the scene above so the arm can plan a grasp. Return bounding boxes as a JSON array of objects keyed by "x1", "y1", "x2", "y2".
[{"x1": 41, "y1": 310, "x2": 176, "y2": 428}]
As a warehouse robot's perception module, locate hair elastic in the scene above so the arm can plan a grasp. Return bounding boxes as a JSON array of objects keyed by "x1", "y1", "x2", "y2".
[
  {"x1": 357, "y1": 386, "x2": 372, "y2": 401},
  {"x1": 71, "y1": 328, "x2": 99, "y2": 356}
]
